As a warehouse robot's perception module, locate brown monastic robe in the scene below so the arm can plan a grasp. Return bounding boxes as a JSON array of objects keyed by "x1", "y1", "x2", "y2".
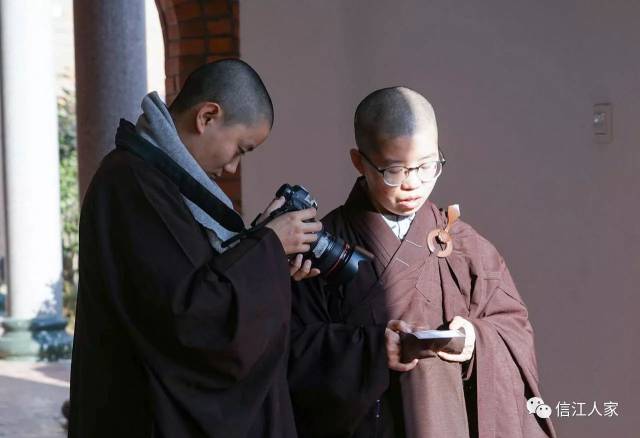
[
  {"x1": 69, "y1": 141, "x2": 297, "y2": 437},
  {"x1": 289, "y1": 178, "x2": 556, "y2": 438}
]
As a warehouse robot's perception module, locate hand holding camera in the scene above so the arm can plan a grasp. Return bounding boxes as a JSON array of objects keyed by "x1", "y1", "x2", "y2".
[
  {"x1": 239, "y1": 184, "x2": 372, "y2": 285},
  {"x1": 260, "y1": 195, "x2": 322, "y2": 281},
  {"x1": 264, "y1": 201, "x2": 322, "y2": 255}
]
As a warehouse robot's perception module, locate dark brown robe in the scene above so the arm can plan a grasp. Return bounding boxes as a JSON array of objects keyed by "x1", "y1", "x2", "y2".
[
  {"x1": 289, "y1": 178, "x2": 556, "y2": 438},
  {"x1": 69, "y1": 147, "x2": 297, "y2": 437}
]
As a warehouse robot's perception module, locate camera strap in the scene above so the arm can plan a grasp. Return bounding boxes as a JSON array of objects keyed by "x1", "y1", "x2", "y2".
[
  {"x1": 219, "y1": 207, "x2": 287, "y2": 248},
  {"x1": 115, "y1": 119, "x2": 246, "y2": 234}
]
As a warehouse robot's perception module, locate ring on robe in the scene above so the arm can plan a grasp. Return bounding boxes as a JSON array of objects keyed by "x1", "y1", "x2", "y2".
[
  {"x1": 427, "y1": 229, "x2": 453, "y2": 257},
  {"x1": 427, "y1": 204, "x2": 460, "y2": 258}
]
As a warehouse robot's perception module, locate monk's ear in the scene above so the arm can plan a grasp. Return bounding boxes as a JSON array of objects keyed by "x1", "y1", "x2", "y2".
[
  {"x1": 195, "y1": 102, "x2": 222, "y2": 134},
  {"x1": 350, "y1": 148, "x2": 365, "y2": 175}
]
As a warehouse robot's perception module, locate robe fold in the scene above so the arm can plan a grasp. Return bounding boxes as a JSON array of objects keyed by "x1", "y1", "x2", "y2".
[
  {"x1": 69, "y1": 146, "x2": 297, "y2": 437},
  {"x1": 289, "y1": 178, "x2": 555, "y2": 438}
]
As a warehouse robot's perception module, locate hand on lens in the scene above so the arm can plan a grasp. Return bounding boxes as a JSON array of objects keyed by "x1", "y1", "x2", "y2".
[{"x1": 289, "y1": 254, "x2": 321, "y2": 281}]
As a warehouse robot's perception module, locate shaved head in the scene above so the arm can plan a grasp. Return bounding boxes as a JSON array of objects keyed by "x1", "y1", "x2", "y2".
[
  {"x1": 354, "y1": 87, "x2": 437, "y2": 153},
  {"x1": 169, "y1": 59, "x2": 273, "y2": 128}
]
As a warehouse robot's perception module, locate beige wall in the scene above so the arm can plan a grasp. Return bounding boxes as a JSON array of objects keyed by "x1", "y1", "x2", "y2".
[{"x1": 241, "y1": 2, "x2": 640, "y2": 436}]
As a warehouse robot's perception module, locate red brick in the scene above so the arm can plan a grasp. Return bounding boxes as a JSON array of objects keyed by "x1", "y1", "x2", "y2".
[
  {"x1": 206, "y1": 54, "x2": 231, "y2": 62},
  {"x1": 177, "y1": 20, "x2": 206, "y2": 37},
  {"x1": 175, "y1": 2, "x2": 201, "y2": 21},
  {"x1": 174, "y1": 75, "x2": 184, "y2": 92},
  {"x1": 167, "y1": 41, "x2": 180, "y2": 57},
  {"x1": 167, "y1": 24, "x2": 180, "y2": 41},
  {"x1": 154, "y1": 0, "x2": 243, "y2": 209},
  {"x1": 208, "y1": 37, "x2": 234, "y2": 53},
  {"x1": 166, "y1": 56, "x2": 180, "y2": 75},
  {"x1": 218, "y1": 178, "x2": 241, "y2": 196},
  {"x1": 173, "y1": 38, "x2": 205, "y2": 55},
  {"x1": 156, "y1": 0, "x2": 173, "y2": 10},
  {"x1": 203, "y1": 0, "x2": 230, "y2": 17},
  {"x1": 232, "y1": 1, "x2": 239, "y2": 19},
  {"x1": 219, "y1": 179, "x2": 241, "y2": 203},
  {"x1": 231, "y1": 36, "x2": 240, "y2": 55},
  {"x1": 206, "y1": 19, "x2": 232, "y2": 35},
  {"x1": 165, "y1": 75, "x2": 177, "y2": 95},
  {"x1": 164, "y1": 7, "x2": 177, "y2": 25},
  {"x1": 179, "y1": 56, "x2": 205, "y2": 74}
]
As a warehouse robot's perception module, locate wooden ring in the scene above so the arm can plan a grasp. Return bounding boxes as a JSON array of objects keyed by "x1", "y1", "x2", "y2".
[{"x1": 427, "y1": 228, "x2": 453, "y2": 258}]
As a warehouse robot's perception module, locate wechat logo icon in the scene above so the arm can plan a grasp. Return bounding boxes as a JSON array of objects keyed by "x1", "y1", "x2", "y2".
[{"x1": 527, "y1": 397, "x2": 552, "y2": 419}]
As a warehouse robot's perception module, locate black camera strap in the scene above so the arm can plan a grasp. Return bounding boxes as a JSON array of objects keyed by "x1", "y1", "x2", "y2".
[
  {"x1": 115, "y1": 119, "x2": 246, "y2": 234},
  {"x1": 219, "y1": 207, "x2": 287, "y2": 248}
]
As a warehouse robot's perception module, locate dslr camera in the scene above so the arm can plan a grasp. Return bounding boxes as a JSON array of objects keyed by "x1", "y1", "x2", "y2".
[{"x1": 271, "y1": 184, "x2": 372, "y2": 285}]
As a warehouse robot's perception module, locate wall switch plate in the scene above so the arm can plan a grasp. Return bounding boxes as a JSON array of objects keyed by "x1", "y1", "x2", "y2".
[{"x1": 593, "y1": 103, "x2": 613, "y2": 144}]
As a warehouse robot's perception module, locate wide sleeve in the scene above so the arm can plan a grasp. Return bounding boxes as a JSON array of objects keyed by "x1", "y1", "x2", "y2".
[
  {"x1": 288, "y1": 274, "x2": 389, "y2": 437},
  {"x1": 83, "y1": 159, "x2": 291, "y2": 384},
  {"x1": 462, "y1": 241, "x2": 556, "y2": 438}
]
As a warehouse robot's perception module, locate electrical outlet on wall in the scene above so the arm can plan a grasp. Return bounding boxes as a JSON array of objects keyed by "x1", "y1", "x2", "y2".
[{"x1": 593, "y1": 103, "x2": 613, "y2": 144}]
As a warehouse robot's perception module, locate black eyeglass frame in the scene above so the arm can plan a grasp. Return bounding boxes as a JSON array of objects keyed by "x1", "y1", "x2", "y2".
[{"x1": 358, "y1": 149, "x2": 447, "y2": 187}]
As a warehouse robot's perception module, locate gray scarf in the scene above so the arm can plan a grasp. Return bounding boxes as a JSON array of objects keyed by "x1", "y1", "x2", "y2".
[{"x1": 135, "y1": 91, "x2": 240, "y2": 252}]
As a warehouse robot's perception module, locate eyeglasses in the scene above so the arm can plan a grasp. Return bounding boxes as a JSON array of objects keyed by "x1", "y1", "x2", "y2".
[{"x1": 359, "y1": 149, "x2": 446, "y2": 187}]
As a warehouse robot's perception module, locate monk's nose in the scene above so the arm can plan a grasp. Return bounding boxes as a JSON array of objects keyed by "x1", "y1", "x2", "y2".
[
  {"x1": 401, "y1": 169, "x2": 422, "y2": 190},
  {"x1": 224, "y1": 157, "x2": 240, "y2": 174}
]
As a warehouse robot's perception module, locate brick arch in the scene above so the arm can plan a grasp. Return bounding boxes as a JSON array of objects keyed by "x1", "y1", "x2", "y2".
[{"x1": 154, "y1": 0, "x2": 242, "y2": 212}]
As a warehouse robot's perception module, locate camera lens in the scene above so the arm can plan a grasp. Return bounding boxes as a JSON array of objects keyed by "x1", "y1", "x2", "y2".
[
  {"x1": 274, "y1": 183, "x2": 371, "y2": 284},
  {"x1": 307, "y1": 231, "x2": 372, "y2": 285}
]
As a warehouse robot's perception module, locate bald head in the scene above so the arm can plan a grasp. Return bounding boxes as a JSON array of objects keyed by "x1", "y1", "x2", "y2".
[
  {"x1": 354, "y1": 87, "x2": 437, "y2": 153},
  {"x1": 169, "y1": 59, "x2": 273, "y2": 128}
]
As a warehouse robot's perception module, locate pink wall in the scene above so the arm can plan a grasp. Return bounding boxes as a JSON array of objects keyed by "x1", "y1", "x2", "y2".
[{"x1": 241, "y1": 2, "x2": 640, "y2": 436}]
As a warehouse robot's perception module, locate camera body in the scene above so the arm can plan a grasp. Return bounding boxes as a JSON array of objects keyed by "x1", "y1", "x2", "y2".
[
  {"x1": 272, "y1": 184, "x2": 372, "y2": 285},
  {"x1": 275, "y1": 184, "x2": 318, "y2": 213}
]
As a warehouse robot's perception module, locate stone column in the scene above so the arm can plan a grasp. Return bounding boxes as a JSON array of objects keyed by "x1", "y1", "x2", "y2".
[
  {"x1": 74, "y1": 0, "x2": 147, "y2": 199},
  {"x1": 0, "y1": 0, "x2": 71, "y2": 360}
]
